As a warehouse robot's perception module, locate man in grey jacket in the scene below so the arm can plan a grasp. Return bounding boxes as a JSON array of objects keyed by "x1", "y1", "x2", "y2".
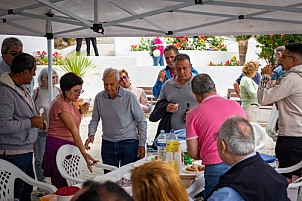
[
  {"x1": 258, "y1": 43, "x2": 302, "y2": 179},
  {"x1": 0, "y1": 53, "x2": 45, "y2": 201}
]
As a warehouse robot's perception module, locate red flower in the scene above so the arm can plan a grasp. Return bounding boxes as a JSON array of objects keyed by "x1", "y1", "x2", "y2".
[
  {"x1": 200, "y1": 36, "x2": 205, "y2": 39},
  {"x1": 37, "y1": 51, "x2": 41, "y2": 54},
  {"x1": 210, "y1": 61, "x2": 213, "y2": 65},
  {"x1": 281, "y1": 34, "x2": 284, "y2": 38},
  {"x1": 221, "y1": 44, "x2": 225, "y2": 47},
  {"x1": 42, "y1": 51, "x2": 47, "y2": 55}
]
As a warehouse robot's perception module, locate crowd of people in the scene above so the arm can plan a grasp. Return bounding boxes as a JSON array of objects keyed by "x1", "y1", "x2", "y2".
[{"x1": 0, "y1": 36, "x2": 301, "y2": 201}]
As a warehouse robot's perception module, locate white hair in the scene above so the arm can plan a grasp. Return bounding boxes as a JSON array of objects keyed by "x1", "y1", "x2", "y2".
[{"x1": 102, "y1": 68, "x2": 120, "y2": 82}]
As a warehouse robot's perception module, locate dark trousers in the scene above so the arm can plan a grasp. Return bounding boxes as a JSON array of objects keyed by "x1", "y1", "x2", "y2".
[
  {"x1": 76, "y1": 38, "x2": 99, "y2": 56},
  {"x1": 276, "y1": 136, "x2": 302, "y2": 178},
  {"x1": 0, "y1": 152, "x2": 34, "y2": 201},
  {"x1": 101, "y1": 139, "x2": 138, "y2": 173}
]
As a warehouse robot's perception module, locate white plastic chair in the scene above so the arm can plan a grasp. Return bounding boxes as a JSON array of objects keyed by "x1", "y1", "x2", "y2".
[
  {"x1": 275, "y1": 161, "x2": 302, "y2": 201},
  {"x1": 0, "y1": 159, "x2": 57, "y2": 200},
  {"x1": 250, "y1": 122, "x2": 267, "y2": 151},
  {"x1": 56, "y1": 144, "x2": 118, "y2": 186}
]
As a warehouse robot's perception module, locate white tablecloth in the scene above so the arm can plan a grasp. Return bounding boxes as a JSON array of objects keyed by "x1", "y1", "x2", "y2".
[{"x1": 93, "y1": 157, "x2": 205, "y2": 197}]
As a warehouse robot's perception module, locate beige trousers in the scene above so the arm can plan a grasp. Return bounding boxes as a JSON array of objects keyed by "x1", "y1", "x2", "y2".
[{"x1": 244, "y1": 105, "x2": 259, "y2": 122}]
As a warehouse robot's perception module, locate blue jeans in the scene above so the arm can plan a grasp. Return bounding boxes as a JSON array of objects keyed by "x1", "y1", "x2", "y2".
[
  {"x1": 34, "y1": 131, "x2": 47, "y2": 183},
  {"x1": 101, "y1": 139, "x2": 138, "y2": 173},
  {"x1": 0, "y1": 152, "x2": 34, "y2": 201},
  {"x1": 76, "y1": 38, "x2": 99, "y2": 56},
  {"x1": 152, "y1": 55, "x2": 164, "y2": 66},
  {"x1": 204, "y1": 162, "x2": 230, "y2": 198},
  {"x1": 86, "y1": 38, "x2": 99, "y2": 56}
]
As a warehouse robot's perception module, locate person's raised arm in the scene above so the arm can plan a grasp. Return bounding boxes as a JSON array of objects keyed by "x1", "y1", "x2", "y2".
[{"x1": 233, "y1": 81, "x2": 241, "y2": 99}]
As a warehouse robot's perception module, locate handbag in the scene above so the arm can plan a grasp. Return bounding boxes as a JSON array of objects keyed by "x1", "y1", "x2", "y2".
[
  {"x1": 153, "y1": 49, "x2": 160, "y2": 57},
  {"x1": 265, "y1": 104, "x2": 279, "y2": 142}
]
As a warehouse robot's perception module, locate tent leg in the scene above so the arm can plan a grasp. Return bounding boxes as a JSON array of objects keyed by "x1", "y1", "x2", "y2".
[{"x1": 47, "y1": 38, "x2": 53, "y2": 107}]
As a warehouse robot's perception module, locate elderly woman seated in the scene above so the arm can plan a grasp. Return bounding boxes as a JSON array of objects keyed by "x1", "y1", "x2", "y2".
[
  {"x1": 131, "y1": 161, "x2": 193, "y2": 201},
  {"x1": 119, "y1": 69, "x2": 150, "y2": 113}
]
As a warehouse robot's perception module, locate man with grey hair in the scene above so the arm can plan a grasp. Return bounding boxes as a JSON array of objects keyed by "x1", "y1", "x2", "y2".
[
  {"x1": 270, "y1": 46, "x2": 286, "y2": 86},
  {"x1": 186, "y1": 74, "x2": 246, "y2": 198},
  {"x1": 152, "y1": 45, "x2": 198, "y2": 98},
  {"x1": 0, "y1": 37, "x2": 34, "y2": 95},
  {"x1": 85, "y1": 68, "x2": 147, "y2": 171},
  {"x1": 157, "y1": 53, "x2": 198, "y2": 130},
  {"x1": 207, "y1": 116, "x2": 290, "y2": 201}
]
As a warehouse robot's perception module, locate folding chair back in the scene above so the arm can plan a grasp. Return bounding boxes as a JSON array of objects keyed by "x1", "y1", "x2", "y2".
[{"x1": 0, "y1": 159, "x2": 57, "y2": 200}]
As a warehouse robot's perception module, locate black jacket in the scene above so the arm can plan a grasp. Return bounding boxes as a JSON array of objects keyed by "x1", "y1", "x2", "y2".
[
  {"x1": 206, "y1": 153, "x2": 290, "y2": 201},
  {"x1": 149, "y1": 99, "x2": 172, "y2": 150}
]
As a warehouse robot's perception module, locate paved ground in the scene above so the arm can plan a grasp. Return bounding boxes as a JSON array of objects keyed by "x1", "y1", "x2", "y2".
[{"x1": 31, "y1": 113, "x2": 275, "y2": 200}]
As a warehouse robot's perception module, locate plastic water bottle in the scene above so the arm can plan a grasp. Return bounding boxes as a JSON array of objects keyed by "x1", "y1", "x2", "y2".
[
  {"x1": 166, "y1": 130, "x2": 181, "y2": 173},
  {"x1": 157, "y1": 130, "x2": 166, "y2": 161}
]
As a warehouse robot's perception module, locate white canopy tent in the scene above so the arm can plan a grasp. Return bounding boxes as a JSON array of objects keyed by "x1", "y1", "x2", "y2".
[
  {"x1": 1, "y1": 0, "x2": 302, "y2": 37},
  {"x1": 1, "y1": 0, "x2": 302, "y2": 104}
]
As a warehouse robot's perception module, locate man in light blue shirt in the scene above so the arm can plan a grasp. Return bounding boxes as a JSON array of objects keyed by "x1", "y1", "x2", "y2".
[
  {"x1": 270, "y1": 46, "x2": 287, "y2": 86},
  {"x1": 207, "y1": 116, "x2": 290, "y2": 201},
  {"x1": 0, "y1": 37, "x2": 34, "y2": 95}
]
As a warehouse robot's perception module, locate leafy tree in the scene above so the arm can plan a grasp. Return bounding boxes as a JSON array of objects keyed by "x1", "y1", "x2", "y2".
[{"x1": 255, "y1": 34, "x2": 302, "y2": 65}]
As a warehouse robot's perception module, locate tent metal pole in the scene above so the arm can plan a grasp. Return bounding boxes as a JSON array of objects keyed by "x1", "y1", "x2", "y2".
[
  {"x1": 46, "y1": 20, "x2": 53, "y2": 107},
  {"x1": 94, "y1": 0, "x2": 99, "y2": 23},
  {"x1": 47, "y1": 39, "x2": 53, "y2": 107}
]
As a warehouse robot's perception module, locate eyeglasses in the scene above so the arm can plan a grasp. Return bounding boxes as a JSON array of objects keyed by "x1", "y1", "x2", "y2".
[
  {"x1": 120, "y1": 76, "x2": 128, "y2": 81},
  {"x1": 213, "y1": 132, "x2": 218, "y2": 141},
  {"x1": 73, "y1": 89, "x2": 84, "y2": 95},
  {"x1": 281, "y1": 54, "x2": 295, "y2": 59},
  {"x1": 46, "y1": 76, "x2": 58, "y2": 80},
  {"x1": 8, "y1": 51, "x2": 22, "y2": 57}
]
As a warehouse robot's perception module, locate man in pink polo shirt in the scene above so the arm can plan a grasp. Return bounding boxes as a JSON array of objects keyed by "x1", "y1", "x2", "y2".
[{"x1": 186, "y1": 74, "x2": 246, "y2": 199}]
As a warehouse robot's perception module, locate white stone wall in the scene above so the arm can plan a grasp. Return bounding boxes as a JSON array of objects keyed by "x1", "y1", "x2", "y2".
[{"x1": 36, "y1": 57, "x2": 244, "y2": 100}]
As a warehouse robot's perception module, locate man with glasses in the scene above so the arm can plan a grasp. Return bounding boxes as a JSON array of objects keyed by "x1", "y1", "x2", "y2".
[
  {"x1": 0, "y1": 37, "x2": 35, "y2": 95},
  {"x1": 85, "y1": 68, "x2": 147, "y2": 171},
  {"x1": 186, "y1": 74, "x2": 245, "y2": 198},
  {"x1": 207, "y1": 116, "x2": 290, "y2": 201},
  {"x1": 258, "y1": 43, "x2": 302, "y2": 179}
]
